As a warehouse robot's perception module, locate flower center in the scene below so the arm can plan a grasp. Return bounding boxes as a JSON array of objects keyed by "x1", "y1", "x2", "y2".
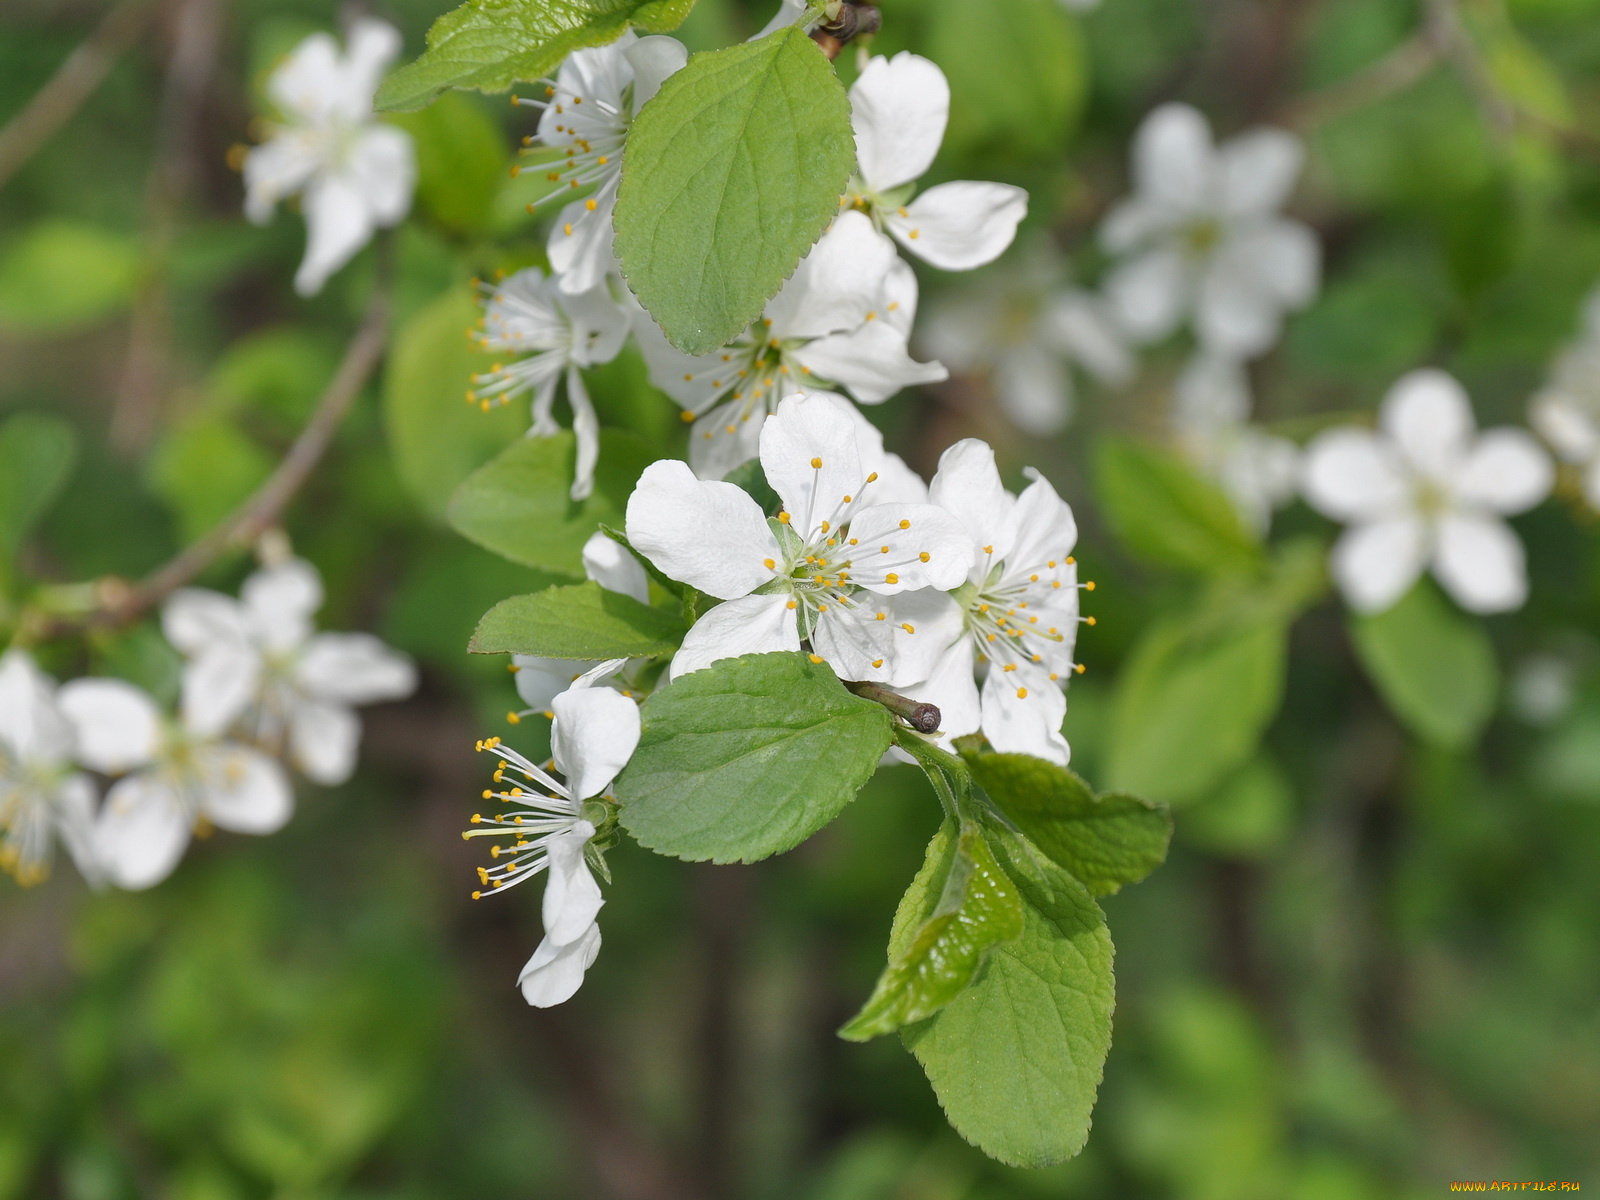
[{"x1": 1183, "y1": 218, "x2": 1223, "y2": 257}]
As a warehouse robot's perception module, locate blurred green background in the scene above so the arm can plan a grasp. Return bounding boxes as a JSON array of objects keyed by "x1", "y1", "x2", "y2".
[{"x1": 3, "y1": 0, "x2": 1600, "y2": 1196}]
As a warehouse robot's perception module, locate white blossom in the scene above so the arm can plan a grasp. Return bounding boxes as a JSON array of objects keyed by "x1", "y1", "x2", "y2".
[
  {"x1": 58, "y1": 679, "x2": 292, "y2": 890},
  {"x1": 1301, "y1": 369, "x2": 1554, "y2": 615},
  {"x1": 161, "y1": 558, "x2": 416, "y2": 786},
  {"x1": 625, "y1": 391, "x2": 973, "y2": 683},
  {"x1": 465, "y1": 663, "x2": 641, "y2": 1007},
  {"x1": 517, "y1": 32, "x2": 688, "y2": 295},
  {"x1": 243, "y1": 19, "x2": 415, "y2": 296},
  {"x1": 0, "y1": 650, "x2": 99, "y2": 886},
  {"x1": 469, "y1": 268, "x2": 632, "y2": 500},
  {"x1": 1529, "y1": 286, "x2": 1600, "y2": 509},
  {"x1": 919, "y1": 244, "x2": 1132, "y2": 434},
  {"x1": 636, "y1": 211, "x2": 946, "y2": 479},
  {"x1": 1100, "y1": 103, "x2": 1319, "y2": 359},
  {"x1": 1173, "y1": 353, "x2": 1298, "y2": 533},
  {"x1": 843, "y1": 52, "x2": 1027, "y2": 271},
  {"x1": 511, "y1": 532, "x2": 654, "y2": 715},
  {"x1": 901, "y1": 441, "x2": 1089, "y2": 765}
]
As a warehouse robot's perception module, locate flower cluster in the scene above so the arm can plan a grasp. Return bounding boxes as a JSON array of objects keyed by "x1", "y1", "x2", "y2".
[{"x1": 0, "y1": 558, "x2": 414, "y2": 890}]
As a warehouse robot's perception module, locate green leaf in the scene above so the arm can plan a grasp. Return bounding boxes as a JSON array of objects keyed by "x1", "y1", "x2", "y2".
[
  {"x1": 900, "y1": 824, "x2": 1114, "y2": 1167},
  {"x1": 1106, "y1": 608, "x2": 1287, "y2": 805},
  {"x1": 448, "y1": 430, "x2": 660, "y2": 576},
  {"x1": 0, "y1": 413, "x2": 77, "y2": 567},
  {"x1": 614, "y1": 651, "x2": 893, "y2": 862},
  {"x1": 469, "y1": 580, "x2": 686, "y2": 657},
  {"x1": 1348, "y1": 580, "x2": 1498, "y2": 748},
  {"x1": 390, "y1": 93, "x2": 511, "y2": 235},
  {"x1": 614, "y1": 27, "x2": 856, "y2": 354},
  {"x1": 1093, "y1": 436, "x2": 1262, "y2": 575},
  {"x1": 384, "y1": 288, "x2": 527, "y2": 521},
  {"x1": 376, "y1": 0, "x2": 697, "y2": 112},
  {"x1": 0, "y1": 221, "x2": 141, "y2": 336},
  {"x1": 840, "y1": 822, "x2": 1025, "y2": 1041},
  {"x1": 965, "y1": 752, "x2": 1171, "y2": 897},
  {"x1": 1182, "y1": 754, "x2": 1294, "y2": 858}
]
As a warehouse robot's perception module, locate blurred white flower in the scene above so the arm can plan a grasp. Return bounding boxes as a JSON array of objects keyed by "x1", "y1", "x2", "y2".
[
  {"x1": 626, "y1": 391, "x2": 972, "y2": 683},
  {"x1": 902, "y1": 440, "x2": 1088, "y2": 765},
  {"x1": 465, "y1": 664, "x2": 641, "y2": 1007},
  {"x1": 511, "y1": 532, "x2": 653, "y2": 715},
  {"x1": 469, "y1": 268, "x2": 631, "y2": 500},
  {"x1": 0, "y1": 650, "x2": 99, "y2": 886},
  {"x1": 637, "y1": 211, "x2": 945, "y2": 479},
  {"x1": 1301, "y1": 369, "x2": 1553, "y2": 615},
  {"x1": 518, "y1": 32, "x2": 688, "y2": 295},
  {"x1": 243, "y1": 19, "x2": 415, "y2": 296},
  {"x1": 162, "y1": 558, "x2": 416, "y2": 786},
  {"x1": 1100, "y1": 103, "x2": 1319, "y2": 358},
  {"x1": 844, "y1": 52, "x2": 1027, "y2": 271},
  {"x1": 1529, "y1": 287, "x2": 1600, "y2": 508},
  {"x1": 1510, "y1": 653, "x2": 1578, "y2": 726},
  {"x1": 1173, "y1": 354, "x2": 1298, "y2": 533},
  {"x1": 58, "y1": 679, "x2": 292, "y2": 890},
  {"x1": 919, "y1": 245, "x2": 1132, "y2": 435}
]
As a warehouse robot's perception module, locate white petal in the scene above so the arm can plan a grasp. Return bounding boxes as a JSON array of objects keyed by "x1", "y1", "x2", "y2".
[
  {"x1": 885, "y1": 588, "x2": 969, "y2": 690},
  {"x1": 1039, "y1": 292, "x2": 1134, "y2": 387},
  {"x1": 348, "y1": 125, "x2": 415, "y2": 226},
  {"x1": 57, "y1": 679, "x2": 162, "y2": 774},
  {"x1": 688, "y1": 398, "x2": 772, "y2": 481},
  {"x1": 624, "y1": 36, "x2": 688, "y2": 111},
  {"x1": 1217, "y1": 128, "x2": 1304, "y2": 216},
  {"x1": 886, "y1": 182, "x2": 1026, "y2": 271},
  {"x1": 760, "y1": 392, "x2": 866, "y2": 526},
  {"x1": 1300, "y1": 429, "x2": 1411, "y2": 522},
  {"x1": 1132, "y1": 103, "x2": 1217, "y2": 214},
  {"x1": 899, "y1": 633, "x2": 981, "y2": 739},
  {"x1": 53, "y1": 773, "x2": 103, "y2": 884},
  {"x1": 549, "y1": 177, "x2": 620, "y2": 296},
  {"x1": 1104, "y1": 246, "x2": 1189, "y2": 344},
  {"x1": 811, "y1": 604, "x2": 897, "y2": 682},
  {"x1": 1380, "y1": 369, "x2": 1476, "y2": 480},
  {"x1": 289, "y1": 699, "x2": 362, "y2": 785},
  {"x1": 1530, "y1": 391, "x2": 1600, "y2": 463},
  {"x1": 1433, "y1": 514, "x2": 1528, "y2": 613},
  {"x1": 992, "y1": 343, "x2": 1072, "y2": 435},
  {"x1": 1227, "y1": 218, "x2": 1320, "y2": 307},
  {"x1": 542, "y1": 824, "x2": 604, "y2": 945},
  {"x1": 766, "y1": 211, "x2": 894, "y2": 340},
  {"x1": 95, "y1": 775, "x2": 189, "y2": 890},
  {"x1": 929, "y1": 439, "x2": 1014, "y2": 560},
  {"x1": 1330, "y1": 516, "x2": 1429, "y2": 614},
  {"x1": 850, "y1": 52, "x2": 949, "y2": 192},
  {"x1": 341, "y1": 19, "x2": 404, "y2": 110},
  {"x1": 560, "y1": 284, "x2": 632, "y2": 367},
  {"x1": 518, "y1": 921, "x2": 602, "y2": 1007},
  {"x1": 242, "y1": 134, "x2": 320, "y2": 222},
  {"x1": 1006, "y1": 467, "x2": 1080, "y2": 580},
  {"x1": 513, "y1": 657, "x2": 595, "y2": 710},
  {"x1": 1099, "y1": 198, "x2": 1170, "y2": 254},
  {"x1": 0, "y1": 650, "x2": 73, "y2": 766},
  {"x1": 670, "y1": 594, "x2": 799, "y2": 680},
  {"x1": 625, "y1": 459, "x2": 778, "y2": 598},
  {"x1": 981, "y1": 666, "x2": 1069, "y2": 765},
  {"x1": 582, "y1": 531, "x2": 651, "y2": 604},
  {"x1": 551, "y1": 685, "x2": 641, "y2": 800},
  {"x1": 1195, "y1": 224, "x2": 1318, "y2": 358},
  {"x1": 295, "y1": 173, "x2": 376, "y2": 296},
  {"x1": 795, "y1": 319, "x2": 947, "y2": 405},
  {"x1": 846, "y1": 502, "x2": 975, "y2": 593},
  {"x1": 243, "y1": 559, "x2": 323, "y2": 651},
  {"x1": 1454, "y1": 429, "x2": 1553, "y2": 515},
  {"x1": 296, "y1": 633, "x2": 417, "y2": 705},
  {"x1": 180, "y1": 645, "x2": 261, "y2": 739},
  {"x1": 1173, "y1": 351, "x2": 1251, "y2": 434},
  {"x1": 566, "y1": 363, "x2": 600, "y2": 502},
  {"x1": 197, "y1": 746, "x2": 294, "y2": 833},
  {"x1": 162, "y1": 588, "x2": 250, "y2": 655},
  {"x1": 838, "y1": 397, "x2": 928, "y2": 504},
  {"x1": 266, "y1": 33, "x2": 344, "y2": 123}
]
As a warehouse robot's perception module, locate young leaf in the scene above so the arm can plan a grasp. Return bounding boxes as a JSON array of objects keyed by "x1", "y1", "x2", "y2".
[
  {"x1": 840, "y1": 822, "x2": 1024, "y2": 1041},
  {"x1": 448, "y1": 430, "x2": 662, "y2": 576},
  {"x1": 901, "y1": 824, "x2": 1115, "y2": 1167},
  {"x1": 1348, "y1": 580, "x2": 1498, "y2": 748},
  {"x1": 614, "y1": 651, "x2": 893, "y2": 862},
  {"x1": 375, "y1": 0, "x2": 698, "y2": 113},
  {"x1": 469, "y1": 581, "x2": 686, "y2": 657},
  {"x1": 0, "y1": 413, "x2": 77, "y2": 566},
  {"x1": 383, "y1": 288, "x2": 524, "y2": 521},
  {"x1": 965, "y1": 752, "x2": 1171, "y2": 897},
  {"x1": 1093, "y1": 436, "x2": 1262, "y2": 575},
  {"x1": 613, "y1": 27, "x2": 856, "y2": 355},
  {"x1": 1105, "y1": 608, "x2": 1287, "y2": 805}
]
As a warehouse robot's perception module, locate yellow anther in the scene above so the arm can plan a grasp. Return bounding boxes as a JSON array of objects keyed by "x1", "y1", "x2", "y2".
[
  {"x1": 598, "y1": 155, "x2": 609, "y2": 164},
  {"x1": 866, "y1": 472, "x2": 878, "y2": 483},
  {"x1": 1085, "y1": 581, "x2": 1096, "y2": 591},
  {"x1": 876, "y1": 612, "x2": 886, "y2": 621},
  {"x1": 564, "y1": 222, "x2": 573, "y2": 236},
  {"x1": 809, "y1": 653, "x2": 824, "y2": 664},
  {"x1": 764, "y1": 558, "x2": 776, "y2": 569},
  {"x1": 507, "y1": 711, "x2": 521, "y2": 724},
  {"x1": 1017, "y1": 687, "x2": 1028, "y2": 699},
  {"x1": 908, "y1": 229, "x2": 920, "y2": 239},
  {"x1": 1066, "y1": 556, "x2": 1076, "y2": 565},
  {"x1": 778, "y1": 512, "x2": 791, "y2": 524},
  {"x1": 899, "y1": 519, "x2": 910, "y2": 530},
  {"x1": 1075, "y1": 663, "x2": 1087, "y2": 675},
  {"x1": 482, "y1": 790, "x2": 492, "y2": 800},
  {"x1": 1003, "y1": 663, "x2": 1016, "y2": 672},
  {"x1": 872, "y1": 658, "x2": 884, "y2": 669},
  {"x1": 786, "y1": 600, "x2": 797, "y2": 610},
  {"x1": 885, "y1": 573, "x2": 899, "y2": 584},
  {"x1": 1086, "y1": 616, "x2": 1097, "y2": 626},
  {"x1": 900, "y1": 622, "x2": 914, "y2": 633},
  {"x1": 818, "y1": 604, "x2": 828, "y2": 612},
  {"x1": 919, "y1": 552, "x2": 930, "y2": 563},
  {"x1": 821, "y1": 520, "x2": 831, "y2": 533},
  {"x1": 508, "y1": 663, "x2": 521, "y2": 673},
  {"x1": 470, "y1": 814, "x2": 482, "y2": 824},
  {"x1": 585, "y1": 198, "x2": 597, "y2": 211},
  {"x1": 681, "y1": 410, "x2": 695, "y2": 422},
  {"x1": 1030, "y1": 574, "x2": 1039, "y2": 582},
  {"x1": 811, "y1": 456, "x2": 823, "y2": 468}
]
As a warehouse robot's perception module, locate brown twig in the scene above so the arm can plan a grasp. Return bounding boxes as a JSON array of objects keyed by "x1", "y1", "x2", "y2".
[
  {"x1": 843, "y1": 680, "x2": 940, "y2": 733},
  {"x1": 1285, "y1": 27, "x2": 1442, "y2": 132},
  {"x1": 0, "y1": 0, "x2": 159, "y2": 192},
  {"x1": 28, "y1": 236, "x2": 394, "y2": 640}
]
